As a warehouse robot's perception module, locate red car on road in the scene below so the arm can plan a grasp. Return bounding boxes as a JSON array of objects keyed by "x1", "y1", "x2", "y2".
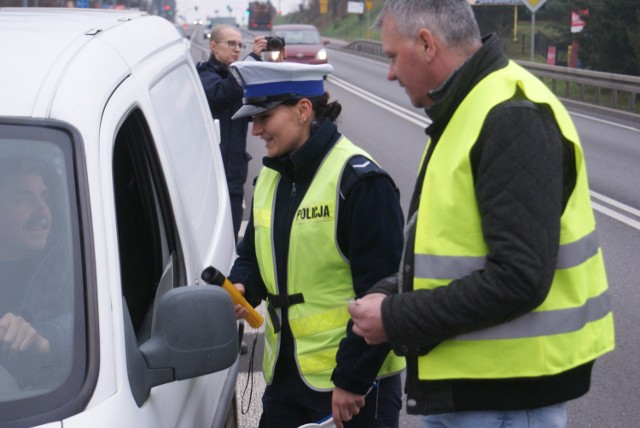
[{"x1": 271, "y1": 24, "x2": 329, "y2": 64}]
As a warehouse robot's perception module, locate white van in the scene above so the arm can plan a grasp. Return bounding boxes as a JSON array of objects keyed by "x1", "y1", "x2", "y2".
[{"x1": 0, "y1": 8, "x2": 240, "y2": 428}]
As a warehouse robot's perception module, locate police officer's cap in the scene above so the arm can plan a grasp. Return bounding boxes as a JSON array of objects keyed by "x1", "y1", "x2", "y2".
[{"x1": 231, "y1": 61, "x2": 333, "y2": 119}]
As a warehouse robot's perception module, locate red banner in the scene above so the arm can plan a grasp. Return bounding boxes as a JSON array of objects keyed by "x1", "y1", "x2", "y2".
[{"x1": 571, "y1": 9, "x2": 589, "y2": 34}]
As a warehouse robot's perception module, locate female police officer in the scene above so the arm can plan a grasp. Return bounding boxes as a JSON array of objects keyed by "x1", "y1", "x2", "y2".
[{"x1": 227, "y1": 61, "x2": 405, "y2": 428}]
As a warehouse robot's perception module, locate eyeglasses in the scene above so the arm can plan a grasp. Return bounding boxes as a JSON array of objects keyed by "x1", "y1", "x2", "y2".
[{"x1": 216, "y1": 40, "x2": 245, "y2": 50}]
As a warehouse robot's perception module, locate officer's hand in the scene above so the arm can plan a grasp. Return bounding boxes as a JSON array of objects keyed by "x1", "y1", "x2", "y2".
[
  {"x1": 332, "y1": 387, "x2": 365, "y2": 428},
  {"x1": 233, "y1": 283, "x2": 248, "y2": 320},
  {"x1": 349, "y1": 293, "x2": 388, "y2": 345},
  {"x1": 0, "y1": 312, "x2": 50, "y2": 354}
]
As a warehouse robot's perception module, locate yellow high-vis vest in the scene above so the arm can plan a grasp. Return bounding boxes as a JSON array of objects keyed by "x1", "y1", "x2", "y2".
[
  {"x1": 413, "y1": 61, "x2": 614, "y2": 380},
  {"x1": 253, "y1": 137, "x2": 405, "y2": 390}
]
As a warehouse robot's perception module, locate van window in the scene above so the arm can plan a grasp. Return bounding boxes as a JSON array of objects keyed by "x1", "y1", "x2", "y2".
[
  {"x1": 0, "y1": 121, "x2": 86, "y2": 424},
  {"x1": 149, "y1": 63, "x2": 222, "y2": 261},
  {"x1": 112, "y1": 109, "x2": 185, "y2": 341}
]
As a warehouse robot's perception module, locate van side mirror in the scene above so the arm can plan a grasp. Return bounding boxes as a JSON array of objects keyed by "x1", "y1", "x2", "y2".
[{"x1": 126, "y1": 286, "x2": 238, "y2": 406}]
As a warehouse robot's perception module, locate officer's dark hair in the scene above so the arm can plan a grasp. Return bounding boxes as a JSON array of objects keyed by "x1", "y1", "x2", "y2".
[{"x1": 282, "y1": 92, "x2": 342, "y2": 123}]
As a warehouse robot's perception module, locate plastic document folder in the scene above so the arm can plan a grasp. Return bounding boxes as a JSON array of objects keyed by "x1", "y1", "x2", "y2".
[{"x1": 298, "y1": 415, "x2": 336, "y2": 428}]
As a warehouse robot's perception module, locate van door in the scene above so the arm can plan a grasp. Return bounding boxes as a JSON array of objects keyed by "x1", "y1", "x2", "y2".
[{"x1": 65, "y1": 75, "x2": 232, "y2": 427}]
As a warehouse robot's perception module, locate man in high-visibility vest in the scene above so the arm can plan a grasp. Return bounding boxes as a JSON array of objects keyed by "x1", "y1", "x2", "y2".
[{"x1": 349, "y1": 1, "x2": 615, "y2": 427}]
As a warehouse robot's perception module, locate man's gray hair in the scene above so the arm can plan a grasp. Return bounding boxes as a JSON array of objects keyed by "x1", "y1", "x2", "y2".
[{"x1": 374, "y1": 0, "x2": 481, "y2": 49}]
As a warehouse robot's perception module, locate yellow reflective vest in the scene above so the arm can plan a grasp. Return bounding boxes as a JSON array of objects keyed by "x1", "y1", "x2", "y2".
[
  {"x1": 414, "y1": 61, "x2": 615, "y2": 380},
  {"x1": 253, "y1": 137, "x2": 405, "y2": 390}
]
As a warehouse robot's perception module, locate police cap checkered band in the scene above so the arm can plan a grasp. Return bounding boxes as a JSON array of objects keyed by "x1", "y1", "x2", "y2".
[{"x1": 231, "y1": 62, "x2": 333, "y2": 119}]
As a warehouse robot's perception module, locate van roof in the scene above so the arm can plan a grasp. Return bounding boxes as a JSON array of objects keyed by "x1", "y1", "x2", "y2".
[{"x1": 0, "y1": 8, "x2": 183, "y2": 118}]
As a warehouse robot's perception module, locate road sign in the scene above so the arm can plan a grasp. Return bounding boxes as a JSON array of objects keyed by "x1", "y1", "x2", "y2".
[
  {"x1": 471, "y1": 1, "x2": 521, "y2": 4},
  {"x1": 521, "y1": 0, "x2": 549, "y2": 13},
  {"x1": 521, "y1": 0, "x2": 549, "y2": 62},
  {"x1": 365, "y1": 0, "x2": 373, "y2": 11},
  {"x1": 319, "y1": 0, "x2": 328, "y2": 14},
  {"x1": 347, "y1": 1, "x2": 364, "y2": 14}
]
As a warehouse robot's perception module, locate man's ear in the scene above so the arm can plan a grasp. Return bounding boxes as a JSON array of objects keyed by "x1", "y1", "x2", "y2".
[{"x1": 417, "y1": 28, "x2": 436, "y2": 61}]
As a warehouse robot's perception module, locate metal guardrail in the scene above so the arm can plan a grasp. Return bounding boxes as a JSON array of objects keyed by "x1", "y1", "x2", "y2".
[
  {"x1": 520, "y1": 61, "x2": 639, "y2": 112},
  {"x1": 342, "y1": 39, "x2": 640, "y2": 120}
]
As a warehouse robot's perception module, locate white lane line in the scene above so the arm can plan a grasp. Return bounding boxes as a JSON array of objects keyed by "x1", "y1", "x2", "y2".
[
  {"x1": 329, "y1": 75, "x2": 640, "y2": 231},
  {"x1": 327, "y1": 75, "x2": 431, "y2": 128},
  {"x1": 591, "y1": 191, "x2": 640, "y2": 218},
  {"x1": 571, "y1": 112, "x2": 640, "y2": 133},
  {"x1": 592, "y1": 201, "x2": 640, "y2": 230}
]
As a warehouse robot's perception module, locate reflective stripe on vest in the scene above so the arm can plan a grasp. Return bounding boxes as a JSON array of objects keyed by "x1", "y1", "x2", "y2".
[
  {"x1": 254, "y1": 137, "x2": 405, "y2": 389},
  {"x1": 415, "y1": 230, "x2": 600, "y2": 280},
  {"x1": 413, "y1": 61, "x2": 614, "y2": 380}
]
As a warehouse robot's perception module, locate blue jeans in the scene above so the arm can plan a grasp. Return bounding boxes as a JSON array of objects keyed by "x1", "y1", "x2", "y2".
[{"x1": 420, "y1": 402, "x2": 567, "y2": 428}]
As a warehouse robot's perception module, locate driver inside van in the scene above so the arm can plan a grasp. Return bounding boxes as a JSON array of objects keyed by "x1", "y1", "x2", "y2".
[{"x1": 0, "y1": 156, "x2": 73, "y2": 389}]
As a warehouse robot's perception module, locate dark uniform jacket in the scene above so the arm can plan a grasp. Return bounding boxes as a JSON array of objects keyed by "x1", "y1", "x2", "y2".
[
  {"x1": 197, "y1": 55, "x2": 251, "y2": 196},
  {"x1": 370, "y1": 34, "x2": 588, "y2": 414},
  {"x1": 229, "y1": 118, "x2": 404, "y2": 394}
]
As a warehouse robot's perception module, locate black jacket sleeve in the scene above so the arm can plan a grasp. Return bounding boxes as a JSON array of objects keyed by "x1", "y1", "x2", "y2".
[
  {"x1": 197, "y1": 62, "x2": 244, "y2": 110},
  {"x1": 381, "y1": 100, "x2": 567, "y2": 353},
  {"x1": 332, "y1": 163, "x2": 405, "y2": 395}
]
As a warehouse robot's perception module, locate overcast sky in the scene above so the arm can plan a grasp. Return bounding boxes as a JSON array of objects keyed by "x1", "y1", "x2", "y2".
[{"x1": 176, "y1": 0, "x2": 306, "y2": 23}]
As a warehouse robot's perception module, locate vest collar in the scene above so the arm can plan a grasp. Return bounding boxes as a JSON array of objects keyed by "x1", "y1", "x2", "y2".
[
  {"x1": 206, "y1": 54, "x2": 230, "y2": 76},
  {"x1": 427, "y1": 33, "x2": 508, "y2": 135}
]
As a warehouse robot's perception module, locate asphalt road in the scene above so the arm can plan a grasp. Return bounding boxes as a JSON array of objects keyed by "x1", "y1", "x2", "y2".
[{"x1": 216, "y1": 29, "x2": 640, "y2": 428}]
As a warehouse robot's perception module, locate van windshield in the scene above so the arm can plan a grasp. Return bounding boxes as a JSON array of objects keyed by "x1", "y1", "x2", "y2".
[{"x1": 0, "y1": 121, "x2": 87, "y2": 423}]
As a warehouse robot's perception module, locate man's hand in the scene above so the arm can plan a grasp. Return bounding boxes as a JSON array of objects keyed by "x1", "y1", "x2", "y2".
[
  {"x1": 0, "y1": 313, "x2": 50, "y2": 354},
  {"x1": 348, "y1": 293, "x2": 388, "y2": 345},
  {"x1": 332, "y1": 387, "x2": 365, "y2": 428}
]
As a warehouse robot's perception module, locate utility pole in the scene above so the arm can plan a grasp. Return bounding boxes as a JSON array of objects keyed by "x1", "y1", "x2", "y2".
[{"x1": 513, "y1": 4, "x2": 518, "y2": 43}]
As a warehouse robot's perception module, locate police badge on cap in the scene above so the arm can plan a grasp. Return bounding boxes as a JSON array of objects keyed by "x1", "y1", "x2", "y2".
[{"x1": 231, "y1": 61, "x2": 333, "y2": 119}]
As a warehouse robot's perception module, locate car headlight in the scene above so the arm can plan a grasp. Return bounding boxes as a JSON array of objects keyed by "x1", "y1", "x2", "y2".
[{"x1": 316, "y1": 48, "x2": 327, "y2": 61}]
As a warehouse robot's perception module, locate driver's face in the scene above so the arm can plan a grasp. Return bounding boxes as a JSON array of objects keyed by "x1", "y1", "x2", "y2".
[{"x1": 0, "y1": 173, "x2": 51, "y2": 261}]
